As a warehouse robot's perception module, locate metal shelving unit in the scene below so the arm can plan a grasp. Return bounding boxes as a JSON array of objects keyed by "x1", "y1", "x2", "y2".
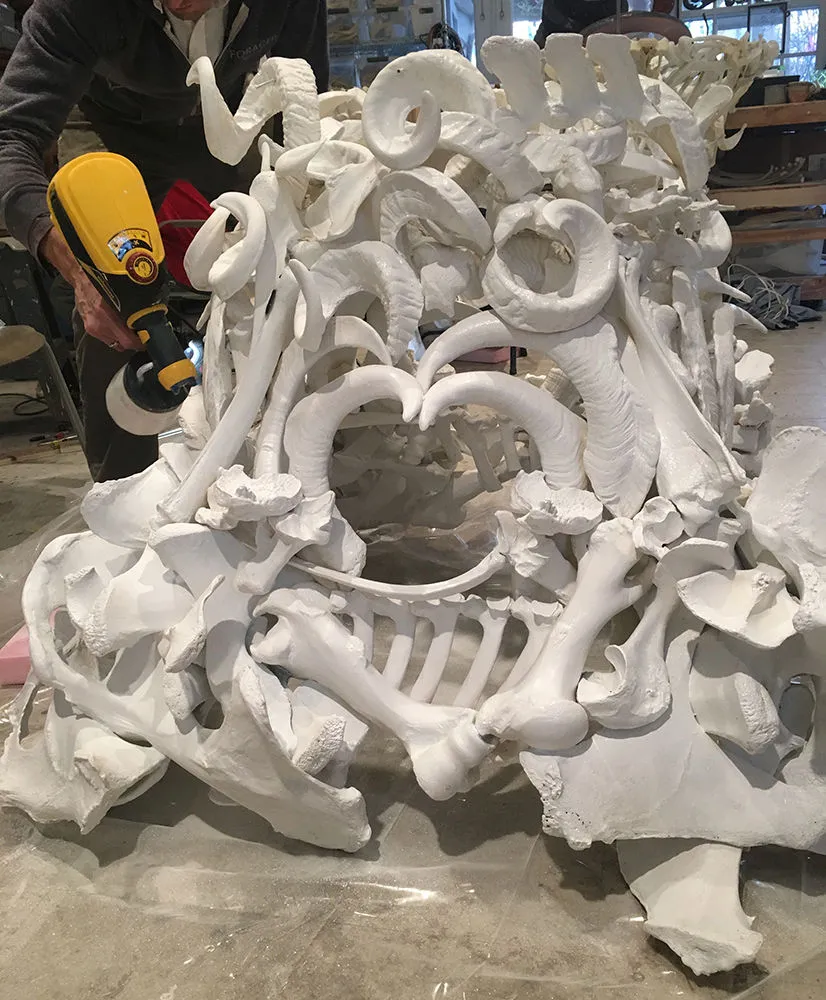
[{"x1": 328, "y1": 1, "x2": 445, "y2": 88}]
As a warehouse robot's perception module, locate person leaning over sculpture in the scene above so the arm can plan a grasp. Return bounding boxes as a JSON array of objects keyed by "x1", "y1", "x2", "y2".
[
  {"x1": 534, "y1": 0, "x2": 625, "y2": 44},
  {"x1": 0, "y1": 0, "x2": 329, "y2": 482}
]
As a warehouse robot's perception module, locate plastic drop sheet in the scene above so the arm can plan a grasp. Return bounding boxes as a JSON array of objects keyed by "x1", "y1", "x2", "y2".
[
  {"x1": 0, "y1": 710, "x2": 823, "y2": 999},
  {"x1": 0, "y1": 489, "x2": 824, "y2": 997}
]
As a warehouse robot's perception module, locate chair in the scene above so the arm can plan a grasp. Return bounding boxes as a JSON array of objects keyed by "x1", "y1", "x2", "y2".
[
  {"x1": 581, "y1": 10, "x2": 690, "y2": 40},
  {"x1": 0, "y1": 324, "x2": 85, "y2": 446}
]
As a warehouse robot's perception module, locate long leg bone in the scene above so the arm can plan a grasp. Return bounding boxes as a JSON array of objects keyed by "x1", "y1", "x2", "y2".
[
  {"x1": 476, "y1": 519, "x2": 650, "y2": 750},
  {"x1": 252, "y1": 587, "x2": 494, "y2": 800}
]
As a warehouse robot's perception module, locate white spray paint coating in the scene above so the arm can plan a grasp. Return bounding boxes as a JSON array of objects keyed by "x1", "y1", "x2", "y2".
[{"x1": 8, "y1": 33, "x2": 824, "y2": 981}]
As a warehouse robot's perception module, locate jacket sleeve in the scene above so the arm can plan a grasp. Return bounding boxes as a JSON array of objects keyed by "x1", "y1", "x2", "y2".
[
  {"x1": 0, "y1": 1, "x2": 103, "y2": 257},
  {"x1": 273, "y1": 0, "x2": 329, "y2": 93}
]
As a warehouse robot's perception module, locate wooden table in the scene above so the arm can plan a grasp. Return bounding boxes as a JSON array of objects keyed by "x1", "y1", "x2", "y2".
[{"x1": 726, "y1": 101, "x2": 826, "y2": 130}]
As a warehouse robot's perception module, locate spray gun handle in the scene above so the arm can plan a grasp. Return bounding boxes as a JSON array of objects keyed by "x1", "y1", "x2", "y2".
[{"x1": 133, "y1": 310, "x2": 196, "y2": 395}]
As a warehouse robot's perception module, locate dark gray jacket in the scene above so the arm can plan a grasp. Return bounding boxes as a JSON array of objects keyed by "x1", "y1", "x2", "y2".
[{"x1": 0, "y1": 0, "x2": 329, "y2": 256}]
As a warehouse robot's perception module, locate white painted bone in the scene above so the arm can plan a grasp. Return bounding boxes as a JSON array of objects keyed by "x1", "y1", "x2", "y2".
[
  {"x1": 2, "y1": 38, "x2": 809, "y2": 980},
  {"x1": 20, "y1": 533, "x2": 371, "y2": 851},
  {"x1": 482, "y1": 196, "x2": 618, "y2": 333},
  {"x1": 618, "y1": 257, "x2": 744, "y2": 530},
  {"x1": 361, "y1": 49, "x2": 496, "y2": 170},
  {"x1": 187, "y1": 55, "x2": 320, "y2": 164},
  {"x1": 480, "y1": 35, "x2": 549, "y2": 128},
  {"x1": 477, "y1": 519, "x2": 650, "y2": 749},
  {"x1": 252, "y1": 587, "x2": 493, "y2": 800},
  {"x1": 617, "y1": 840, "x2": 762, "y2": 976}
]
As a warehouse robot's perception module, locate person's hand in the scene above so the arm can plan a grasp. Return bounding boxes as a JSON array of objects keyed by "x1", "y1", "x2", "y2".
[
  {"x1": 71, "y1": 268, "x2": 142, "y2": 351},
  {"x1": 39, "y1": 227, "x2": 142, "y2": 351}
]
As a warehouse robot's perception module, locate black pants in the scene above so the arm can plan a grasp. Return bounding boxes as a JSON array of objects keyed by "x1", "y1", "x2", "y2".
[{"x1": 61, "y1": 111, "x2": 250, "y2": 482}]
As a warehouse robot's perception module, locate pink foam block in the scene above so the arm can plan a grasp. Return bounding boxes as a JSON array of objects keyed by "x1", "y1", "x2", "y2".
[
  {"x1": 459, "y1": 346, "x2": 512, "y2": 364},
  {"x1": 0, "y1": 625, "x2": 31, "y2": 686}
]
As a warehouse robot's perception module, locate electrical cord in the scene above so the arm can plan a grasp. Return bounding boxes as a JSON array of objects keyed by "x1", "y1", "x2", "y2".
[
  {"x1": 725, "y1": 262, "x2": 805, "y2": 330},
  {"x1": 0, "y1": 391, "x2": 50, "y2": 417}
]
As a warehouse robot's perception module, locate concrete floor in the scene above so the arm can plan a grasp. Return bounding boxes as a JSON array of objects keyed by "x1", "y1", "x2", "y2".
[{"x1": 0, "y1": 320, "x2": 825, "y2": 999}]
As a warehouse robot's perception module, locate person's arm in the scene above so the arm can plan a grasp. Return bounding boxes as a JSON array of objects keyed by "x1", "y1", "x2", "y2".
[{"x1": 0, "y1": 0, "x2": 139, "y2": 349}]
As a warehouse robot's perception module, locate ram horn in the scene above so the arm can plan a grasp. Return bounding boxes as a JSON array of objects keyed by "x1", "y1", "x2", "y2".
[
  {"x1": 184, "y1": 206, "x2": 232, "y2": 292},
  {"x1": 361, "y1": 49, "x2": 496, "y2": 170},
  {"x1": 256, "y1": 316, "x2": 393, "y2": 477},
  {"x1": 375, "y1": 166, "x2": 492, "y2": 256},
  {"x1": 187, "y1": 56, "x2": 320, "y2": 165},
  {"x1": 284, "y1": 366, "x2": 423, "y2": 497},
  {"x1": 420, "y1": 371, "x2": 586, "y2": 489},
  {"x1": 482, "y1": 197, "x2": 618, "y2": 333},
  {"x1": 416, "y1": 312, "x2": 657, "y2": 515},
  {"x1": 203, "y1": 193, "x2": 268, "y2": 301},
  {"x1": 437, "y1": 112, "x2": 543, "y2": 201},
  {"x1": 305, "y1": 241, "x2": 424, "y2": 361}
]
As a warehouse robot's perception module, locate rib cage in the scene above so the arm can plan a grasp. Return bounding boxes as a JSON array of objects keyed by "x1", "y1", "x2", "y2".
[{"x1": 324, "y1": 589, "x2": 561, "y2": 710}]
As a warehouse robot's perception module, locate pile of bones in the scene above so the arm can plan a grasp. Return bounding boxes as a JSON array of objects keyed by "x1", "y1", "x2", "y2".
[{"x1": 5, "y1": 31, "x2": 826, "y2": 977}]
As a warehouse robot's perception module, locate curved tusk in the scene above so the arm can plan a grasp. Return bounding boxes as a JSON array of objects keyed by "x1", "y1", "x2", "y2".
[
  {"x1": 256, "y1": 316, "x2": 393, "y2": 477},
  {"x1": 437, "y1": 112, "x2": 543, "y2": 201},
  {"x1": 257, "y1": 133, "x2": 284, "y2": 172},
  {"x1": 187, "y1": 55, "x2": 320, "y2": 165},
  {"x1": 284, "y1": 366, "x2": 423, "y2": 497},
  {"x1": 482, "y1": 197, "x2": 618, "y2": 333},
  {"x1": 289, "y1": 259, "x2": 325, "y2": 351},
  {"x1": 375, "y1": 166, "x2": 492, "y2": 256},
  {"x1": 306, "y1": 241, "x2": 424, "y2": 362},
  {"x1": 274, "y1": 139, "x2": 327, "y2": 180},
  {"x1": 361, "y1": 49, "x2": 496, "y2": 170},
  {"x1": 420, "y1": 371, "x2": 586, "y2": 489},
  {"x1": 157, "y1": 272, "x2": 300, "y2": 525},
  {"x1": 207, "y1": 193, "x2": 268, "y2": 300}
]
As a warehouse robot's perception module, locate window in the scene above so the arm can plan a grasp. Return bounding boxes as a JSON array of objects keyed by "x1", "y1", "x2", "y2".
[
  {"x1": 513, "y1": 0, "x2": 542, "y2": 43},
  {"x1": 684, "y1": 1, "x2": 820, "y2": 82}
]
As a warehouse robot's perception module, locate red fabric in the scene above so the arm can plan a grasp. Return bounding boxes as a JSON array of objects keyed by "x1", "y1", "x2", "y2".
[{"x1": 156, "y1": 180, "x2": 212, "y2": 287}]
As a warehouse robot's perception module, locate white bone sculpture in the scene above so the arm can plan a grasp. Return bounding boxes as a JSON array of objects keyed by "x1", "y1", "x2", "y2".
[{"x1": 6, "y1": 31, "x2": 821, "y2": 978}]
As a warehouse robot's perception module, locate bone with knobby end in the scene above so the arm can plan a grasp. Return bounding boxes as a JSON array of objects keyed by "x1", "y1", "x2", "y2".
[
  {"x1": 477, "y1": 519, "x2": 650, "y2": 750},
  {"x1": 252, "y1": 588, "x2": 493, "y2": 800}
]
